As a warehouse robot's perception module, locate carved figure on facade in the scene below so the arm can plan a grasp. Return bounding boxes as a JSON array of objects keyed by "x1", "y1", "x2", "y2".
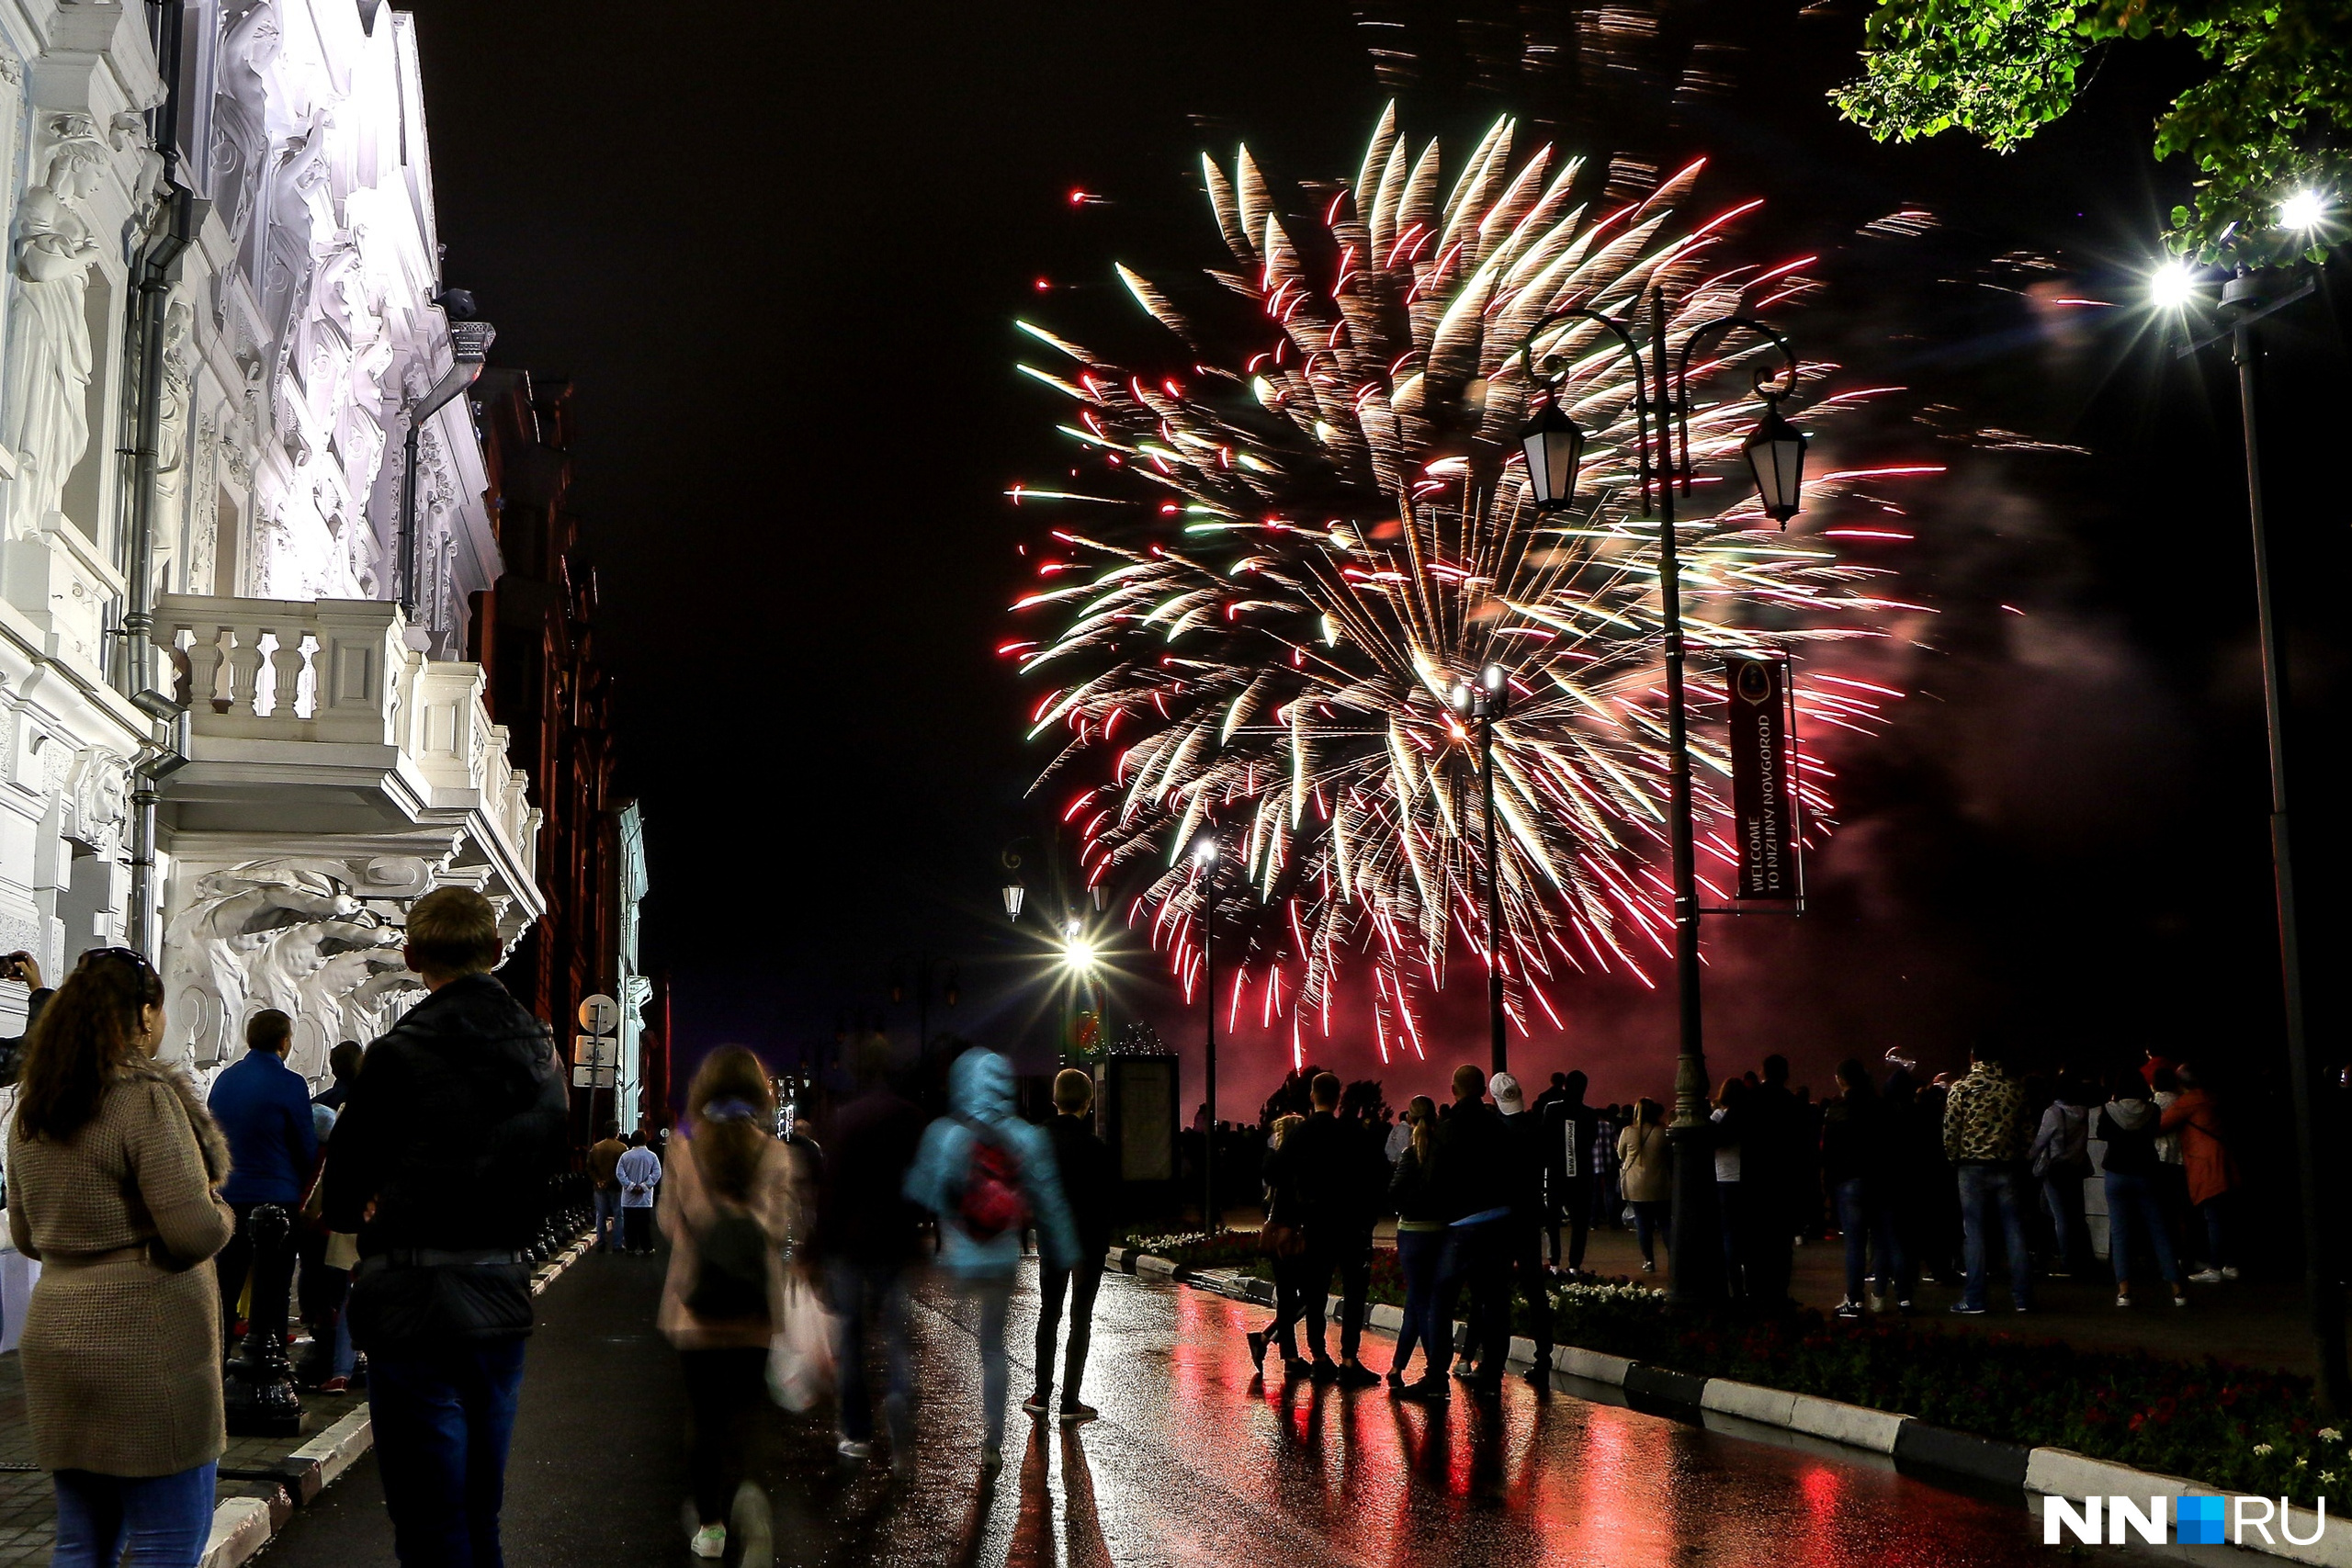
[
  {"x1": 2, "y1": 116, "x2": 109, "y2": 541},
  {"x1": 161, "y1": 860, "x2": 425, "y2": 1070},
  {"x1": 60, "y1": 747, "x2": 130, "y2": 859},
  {"x1": 157, "y1": 299, "x2": 196, "y2": 490},
  {"x1": 212, "y1": 1, "x2": 282, "y2": 260}
]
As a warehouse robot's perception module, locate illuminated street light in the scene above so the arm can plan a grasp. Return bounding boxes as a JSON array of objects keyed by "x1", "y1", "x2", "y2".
[
  {"x1": 2281, "y1": 189, "x2": 2328, "y2": 232},
  {"x1": 2150, "y1": 258, "x2": 2199, "y2": 310},
  {"x1": 1062, "y1": 936, "x2": 1098, "y2": 972}
]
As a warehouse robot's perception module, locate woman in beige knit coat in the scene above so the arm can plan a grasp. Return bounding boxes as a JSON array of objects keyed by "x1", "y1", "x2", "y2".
[{"x1": 5, "y1": 948, "x2": 233, "y2": 1568}]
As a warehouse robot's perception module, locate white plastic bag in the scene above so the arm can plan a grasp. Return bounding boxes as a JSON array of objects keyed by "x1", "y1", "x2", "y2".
[{"x1": 767, "y1": 1270, "x2": 836, "y2": 1412}]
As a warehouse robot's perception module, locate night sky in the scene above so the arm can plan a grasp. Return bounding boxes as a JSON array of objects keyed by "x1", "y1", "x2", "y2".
[{"x1": 401, "y1": 3, "x2": 2347, "y2": 1117}]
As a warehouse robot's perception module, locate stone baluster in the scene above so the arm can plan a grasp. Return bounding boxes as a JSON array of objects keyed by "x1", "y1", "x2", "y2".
[
  {"x1": 182, "y1": 624, "x2": 225, "y2": 714},
  {"x1": 222, "y1": 627, "x2": 264, "y2": 716},
  {"x1": 266, "y1": 629, "x2": 305, "y2": 722}
]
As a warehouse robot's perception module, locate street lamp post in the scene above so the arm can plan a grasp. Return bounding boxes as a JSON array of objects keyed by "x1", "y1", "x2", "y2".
[
  {"x1": 2166, "y1": 253, "x2": 2346, "y2": 1410},
  {"x1": 1193, "y1": 832, "x2": 1221, "y2": 1233},
  {"x1": 1450, "y1": 665, "x2": 1511, "y2": 1077},
  {"x1": 1516, "y1": 286, "x2": 1805, "y2": 1308}
]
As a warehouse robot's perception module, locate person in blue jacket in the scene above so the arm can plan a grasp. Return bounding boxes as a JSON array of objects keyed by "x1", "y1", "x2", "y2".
[
  {"x1": 903, "y1": 1046, "x2": 1078, "y2": 1473},
  {"x1": 208, "y1": 1009, "x2": 318, "y2": 1350}
]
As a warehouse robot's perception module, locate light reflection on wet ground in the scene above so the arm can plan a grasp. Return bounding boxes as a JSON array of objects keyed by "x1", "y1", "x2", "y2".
[{"x1": 922, "y1": 1263, "x2": 2243, "y2": 1567}]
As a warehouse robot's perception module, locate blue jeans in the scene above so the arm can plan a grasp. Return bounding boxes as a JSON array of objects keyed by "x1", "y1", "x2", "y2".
[
  {"x1": 2104, "y1": 1171, "x2": 2179, "y2": 1288},
  {"x1": 1834, "y1": 1177, "x2": 1908, "y2": 1304},
  {"x1": 368, "y1": 1335, "x2": 527, "y2": 1567},
  {"x1": 1957, "y1": 1163, "x2": 2033, "y2": 1311},
  {"x1": 827, "y1": 1258, "x2": 913, "y2": 1447},
  {"x1": 51, "y1": 1462, "x2": 217, "y2": 1568},
  {"x1": 592, "y1": 1188, "x2": 621, "y2": 1250},
  {"x1": 2041, "y1": 1170, "x2": 2089, "y2": 1272},
  {"x1": 1393, "y1": 1228, "x2": 1446, "y2": 1378},
  {"x1": 967, "y1": 1278, "x2": 1012, "y2": 1447},
  {"x1": 1434, "y1": 1217, "x2": 1511, "y2": 1379},
  {"x1": 2199, "y1": 1192, "x2": 2233, "y2": 1269}
]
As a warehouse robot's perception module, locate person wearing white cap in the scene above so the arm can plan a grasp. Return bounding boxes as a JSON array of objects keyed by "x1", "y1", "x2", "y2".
[{"x1": 1489, "y1": 1073, "x2": 1555, "y2": 1386}]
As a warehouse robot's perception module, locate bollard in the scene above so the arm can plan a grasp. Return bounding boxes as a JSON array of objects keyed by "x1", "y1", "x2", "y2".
[{"x1": 224, "y1": 1203, "x2": 305, "y2": 1437}]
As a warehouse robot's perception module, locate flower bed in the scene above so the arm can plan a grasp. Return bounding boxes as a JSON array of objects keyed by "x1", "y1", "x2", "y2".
[{"x1": 1123, "y1": 1231, "x2": 2337, "y2": 1506}]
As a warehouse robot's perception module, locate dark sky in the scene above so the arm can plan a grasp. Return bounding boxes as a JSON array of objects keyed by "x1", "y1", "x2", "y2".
[{"x1": 401, "y1": 3, "x2": 2347, "y2": 1115}]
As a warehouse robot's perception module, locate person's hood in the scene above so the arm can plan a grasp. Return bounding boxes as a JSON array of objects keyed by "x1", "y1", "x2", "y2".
[
  {"x1": 2103, "y1": 1099, "x2": 2156, "y2": 1131},
  {"x1": 948, "y1": 1048, "x2": 1016, "y2": 1124}
]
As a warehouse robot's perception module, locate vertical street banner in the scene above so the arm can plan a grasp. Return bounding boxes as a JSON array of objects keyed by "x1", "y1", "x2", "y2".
[{"x1": 1725, "y1": 655, "x2": 1798, "y2": 901}]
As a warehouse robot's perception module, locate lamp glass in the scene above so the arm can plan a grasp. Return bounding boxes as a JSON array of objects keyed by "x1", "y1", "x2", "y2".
[
  {"x1": 1518, "y1": 400, "x2": 1584, "y2": 512},
  {"x1": 1002, "y1": 884, "x2": 1025, "y2": 920},
  {"x1": 1744, "y1": 405, "x2": 1806, "y2": 524}
]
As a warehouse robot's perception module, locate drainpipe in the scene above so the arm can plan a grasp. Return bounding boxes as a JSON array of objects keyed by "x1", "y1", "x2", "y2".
[
  {"x1": 397, "y1": 301, "x2": 494, "y2": 637},
  {"x1": 121, "y1": 1, "x2": 196, "y2": 960}
]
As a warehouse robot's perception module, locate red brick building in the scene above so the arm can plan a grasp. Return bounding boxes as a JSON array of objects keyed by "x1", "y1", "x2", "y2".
[{"x1": 469, "y1": 370, "x2": 658, "y2": 1138}]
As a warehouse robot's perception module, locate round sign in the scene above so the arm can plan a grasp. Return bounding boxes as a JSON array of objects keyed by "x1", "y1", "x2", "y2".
[{"x1": 578, "y1": 993, "x2": 620, "y2": 1035}]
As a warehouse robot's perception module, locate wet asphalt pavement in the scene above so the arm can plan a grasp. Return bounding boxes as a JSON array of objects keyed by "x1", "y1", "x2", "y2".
[{"x1": 254, "y1": 1247, "x2": 2229, "y2": 1566}]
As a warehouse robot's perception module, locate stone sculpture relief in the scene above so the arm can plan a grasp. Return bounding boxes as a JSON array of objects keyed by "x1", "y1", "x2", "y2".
[
  {"x1": 2, "y1": 116, "x2": 108, "y2": 541},
  {"x1": 161, "y1": 859, "x2": 424, "y2": 1072}
]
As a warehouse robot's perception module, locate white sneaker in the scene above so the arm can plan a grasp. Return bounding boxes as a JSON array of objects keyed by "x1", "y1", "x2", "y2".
[
  {"x1": 2222, "y1": 1267, "x2": 2242, "y2": 1280},
  {"x1": 2188, "y1": 1268, "x2": 2224, "y2": 1284},
  {"x1": 836, "y1": 1437, "x2": 872, "y2": 1460},
  {"x1": 2115, "y1": 1293, "x2": 2132, "y2": 1308},
  {"x1": 689, "y1": 1524, "x2": 726, "y2": 1559},
  {"x1": 1640, "y1": 1260, "x2": 1657, "y2": 1273}
]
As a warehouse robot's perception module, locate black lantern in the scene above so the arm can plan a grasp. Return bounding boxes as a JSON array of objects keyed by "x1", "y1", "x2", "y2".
[
  {"x1": 1518, "y1": 396, "x2": 1585, "y2": 513},
  {"x1": 1744, "y1": 402, "x2": 1806, "y2": 525}
]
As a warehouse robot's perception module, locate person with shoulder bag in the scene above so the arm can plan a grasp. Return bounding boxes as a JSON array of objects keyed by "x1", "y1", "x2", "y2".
[
  {"x1": 5, "y1": 948, "x2": 233, "y2": 1568},
  {"x1": 902, "y1": 1046, "x2": 1077, "y2": 1475},
  {"x1": 1247, "y1": 1112, "x2": 1313, "y2": 1377},
  {"x1": 658, "y1": 1048, "x2": 807, "y2": 1564}
]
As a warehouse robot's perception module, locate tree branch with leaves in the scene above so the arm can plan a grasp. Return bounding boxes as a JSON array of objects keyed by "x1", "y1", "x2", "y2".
[{"x1": 1833, "y1": 0, "x2": 2352, "y2": 261}]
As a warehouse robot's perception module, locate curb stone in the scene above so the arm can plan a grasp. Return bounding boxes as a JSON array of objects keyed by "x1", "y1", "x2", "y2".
[
  {"x1": 1124, "y1": 1249, "x2": 2347, "y2": 1566},
  {"x1": 197, "y1": 1227, "x2": 594, "y2": 1568}
]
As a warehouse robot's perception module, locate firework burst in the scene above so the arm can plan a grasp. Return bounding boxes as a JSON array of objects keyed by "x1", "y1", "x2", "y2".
[{"x1": 1006, "y1": 107, "x2": 1929, "y2": 1064}]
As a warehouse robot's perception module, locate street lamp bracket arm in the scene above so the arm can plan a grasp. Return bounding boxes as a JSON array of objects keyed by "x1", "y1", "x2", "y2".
[{"x1": 1672, "y1": 315, "x2": 1800, "y2": 497}]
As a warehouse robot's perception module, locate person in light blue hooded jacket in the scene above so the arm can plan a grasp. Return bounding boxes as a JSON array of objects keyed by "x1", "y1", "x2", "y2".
[{"x1": 903, "y1": 1047, "x2": 1079, "y2": 1471}]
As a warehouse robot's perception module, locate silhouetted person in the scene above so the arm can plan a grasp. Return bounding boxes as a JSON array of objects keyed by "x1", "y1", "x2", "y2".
[
  {"x1": 324, "y1": 887, "x2": 567, "y2": 1567},
  {"x1": 1539, "y1": 1070, "x2": 1598, "y2": 1270},
  {"x1": 815, "y1": 1034, "x2": 926, "y2": 1467},
  {"x1": 1490, "y1": 1073, "x2": 1555, "y2": 1385},
  {"x1": 1258, "y1": 1072, "x2": 1383, "y2": 1386},
  {"x1": 1405, "y1": 1065, "x2": 1511, "y2": 1402},
  {"x1": 1025, "y1": 1068, "x2": 1114, "y2": 1423},
  {"x1": 588, "y1": 1121, "x2": 627, "y2": 1253}
]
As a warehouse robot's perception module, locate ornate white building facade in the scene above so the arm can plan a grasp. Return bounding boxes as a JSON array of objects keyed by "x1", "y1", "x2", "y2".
[{"x1": 0, "y1": 1, "x2": 577, "y2": 1092}]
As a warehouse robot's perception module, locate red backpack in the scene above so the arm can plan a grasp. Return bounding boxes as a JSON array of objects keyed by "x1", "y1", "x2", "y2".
[{"x1": 957, "y1": 1134, "x2": 1027, "y2": 1242}]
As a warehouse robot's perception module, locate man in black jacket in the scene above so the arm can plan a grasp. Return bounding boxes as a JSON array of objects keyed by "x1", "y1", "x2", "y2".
[
  {"x1": 323, "y1": 887, "x2": 566, "y2": 1568},
  {"x1": 1024, "y1": 1069, "x2": 1115, "y2": 1424},
  {"x1": 1260, "y1": 1073, "x2": 1385, "y2": 1387},
  {"x1": 1539, "y1": 1070, "x2": 1600, "y2": 1271},
  {"x1": 1491, "y1": 1073, "x2": 1555, "y2": 1386}
]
